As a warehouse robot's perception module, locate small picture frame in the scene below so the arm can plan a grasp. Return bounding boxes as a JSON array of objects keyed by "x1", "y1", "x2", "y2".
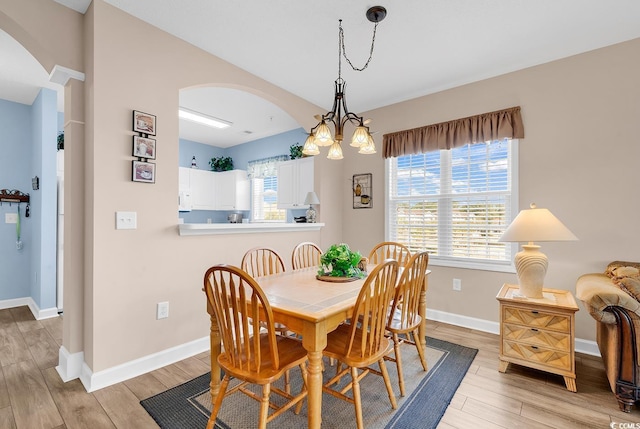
[
  {"x1": 132, "y1": 160, "x2": 156, "y2": 183},
  {"x1": 133, "y1": 110, "x2": 156, "y2": 135},
  {"x1": 353, "y1": 173, "x2": 372, "y2": 209},
  {"x1": 132, "y1": 135, "x2": 156, "y2": 159}
]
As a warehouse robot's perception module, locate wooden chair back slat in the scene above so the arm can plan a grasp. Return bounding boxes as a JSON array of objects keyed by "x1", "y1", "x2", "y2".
[
  {"x1": 204, "y1": 265, "x2": 280, "y2": 372},
  {"x1": 368, "y1": 241, "x2": 412, "y2": 267},
  {"x1": 292, "y1": 242, "x2": 323, "y2": 270},
  {"x1": 241, "y1": 247, "x2": 286, "y2": 277},
  {"x1": 389, "y1": 251, "x2": 429, "y2": 328},
  {"x1": 345, "y1": 259, "x2": 398, "y2": 358}
]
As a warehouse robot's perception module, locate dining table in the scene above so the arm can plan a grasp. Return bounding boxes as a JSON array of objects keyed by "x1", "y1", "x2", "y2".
[{"x1": 206, "y1": 265, "x2": 430, "y2": 429}]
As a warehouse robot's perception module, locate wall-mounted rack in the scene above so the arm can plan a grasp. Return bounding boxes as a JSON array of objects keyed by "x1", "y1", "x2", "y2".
[{"x1": 0, "y1": 189, "x2": 30, "y2": 204}]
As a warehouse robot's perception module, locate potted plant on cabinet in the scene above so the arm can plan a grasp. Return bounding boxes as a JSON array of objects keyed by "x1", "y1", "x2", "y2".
[{"x1": 209, "y1": 156, "x2": 234, "y2": 172}]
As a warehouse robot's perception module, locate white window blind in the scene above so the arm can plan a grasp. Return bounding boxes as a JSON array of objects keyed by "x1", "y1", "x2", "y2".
[
  {"x1": 387, "y1": 139, "x2": 518, "y2": 270},
  {"x1": 248, "y1": 156, "x2": 287, "y2": 222}
]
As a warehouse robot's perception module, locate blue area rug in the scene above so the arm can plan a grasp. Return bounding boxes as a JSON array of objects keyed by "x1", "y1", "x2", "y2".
[{"x1": 141, "y1": 336, "x2": 477, "y2": 428}]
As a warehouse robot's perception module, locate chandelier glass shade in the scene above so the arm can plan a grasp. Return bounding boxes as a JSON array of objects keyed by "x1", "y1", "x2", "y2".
[{"x1": 302, "y1": 6, "x2": 386, "y2": 160}]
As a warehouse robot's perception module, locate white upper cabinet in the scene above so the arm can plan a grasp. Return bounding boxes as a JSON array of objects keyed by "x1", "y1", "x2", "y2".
[
  {"x1": 277, "y1": 157, "x2": 314, "y2": 209},
  {"x1": 178, "y1": 167, "x2": 249, "y2": 211},
  {"x1": 188, "y1": 168, "x2": 217, "y2": 210},
  {"x1": 215, "y1": 170, "x2": 250, "y2": 211}
]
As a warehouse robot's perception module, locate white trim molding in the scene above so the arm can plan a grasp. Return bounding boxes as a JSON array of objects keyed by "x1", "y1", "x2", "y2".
[
  {"x1": 49, "y1": 64, "x2": 85, "y2": 85},
  {"x1": 178, "y1": 222, "x2": 324, "y2": 236},
  {"x1": 79, "y1": 336, "x2": 209, "y2": 392},
  {"x1": 426, "y1": 308, "x2": 600, "y2": 357},
  {"x1": 56, "y1": 346, "x2": 84, "y2": 382},
  {"x1": 0, "y1": 297, "x2": 59, "y2": 320}
]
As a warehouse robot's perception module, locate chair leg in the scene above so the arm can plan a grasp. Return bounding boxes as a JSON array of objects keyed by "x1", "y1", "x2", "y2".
[
  {"x1": 284, "y1": 370, "x2": 291, "y2": 394},
  {"x1": 258, "y1": 383, "x2": 271, "y2": 429},
  {"x1": 207, "y1": 375, "x2": 231, "y2": 429},
  {"x1": 411, "y1": 328, "x2": 428, "y2": 371},
  {"x1": 378, "y1": 359, "x2": 398, "y2": 410},
  {"x1": 351, "y1": 367, "x2": 364, "y2": 429},
  {"x1": 295, "y1": 363, "x2": 308, "y2": 415},
  {"x1": 392, "y1": 333, "x2": 406, "y2": 396}
]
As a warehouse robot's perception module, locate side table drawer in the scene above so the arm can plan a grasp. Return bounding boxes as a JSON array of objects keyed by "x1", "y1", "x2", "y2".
[
  {"x1": 502, "y1": 339, "x2": 572, "y2": 372},
  {"x1": 502, "y1": 323, "x2": 571, "y2": 352},
  {"x1": 503, "y1": 306, "x2": 570, "y2": 333}
]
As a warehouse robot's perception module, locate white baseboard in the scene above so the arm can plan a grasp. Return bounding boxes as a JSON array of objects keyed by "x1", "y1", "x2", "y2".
[
  {"x1": 0, "y1": 297, "x2": 59, "y2": 320},
  {"x1": 426, "y1": 308, "x2": 600, "y2": 357},
  {"x1": 56, "y1": 346, "x2": 84, "y2": 382},
  {"x1": 79, "y1": 336, "x2": 209, "y2": 392}
]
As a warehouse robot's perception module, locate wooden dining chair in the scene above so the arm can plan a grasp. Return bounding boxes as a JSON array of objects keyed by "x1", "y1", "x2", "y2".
[
  {"x1": 242, "y1": 247, "x2": 291, "y2": 343},
  {"x1": 322, "y1": 259, "x2": 399, "y2": 429},
  {"x1": 385, "y1": 250, "x2": 430, "y2": 396},
  {"x1": 203, "y1": 265, "x2": 308, "y2": 429},
  {"x1": 368, "y1": 241, "x2": 412, "y2": 267},
  {"x1": 241, "y1": 247, "x2": 286, "y2": 277},
  {"x1": 291, "y1": 241, "x2": 322, "y2": 270}
]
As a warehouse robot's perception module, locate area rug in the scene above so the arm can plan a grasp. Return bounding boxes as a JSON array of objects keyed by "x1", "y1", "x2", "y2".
[{"x1": 141, "y1": 337, "x2": 477, "y2": 429}]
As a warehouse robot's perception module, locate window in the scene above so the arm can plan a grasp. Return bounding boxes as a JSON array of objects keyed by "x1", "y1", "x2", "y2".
[
  {"x1": 386, "y1": 139, "x2": 518, "y2": 271},
  {"x1": 248, "y1": 156, "x2": 288, "y2": 222}
]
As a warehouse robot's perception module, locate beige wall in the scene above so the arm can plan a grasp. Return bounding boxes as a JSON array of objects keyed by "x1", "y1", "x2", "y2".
[
  {"x1": 343, "y1": 38, "x2": 640, "y2": 341},
  {"x1": 85, "y1": 1, "x2": 338, "y2": 371},
  {"x1": 4, "y1": 0, "x2": 639, "y2": 379}
]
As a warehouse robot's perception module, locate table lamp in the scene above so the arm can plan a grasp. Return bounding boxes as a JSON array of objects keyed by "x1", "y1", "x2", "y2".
[
  {"x1": 304, "y1": 191, "x2": 320, "y2": 223},
  {"x1": 499, "y1": 203, "x2": 577, "y2": 298}
]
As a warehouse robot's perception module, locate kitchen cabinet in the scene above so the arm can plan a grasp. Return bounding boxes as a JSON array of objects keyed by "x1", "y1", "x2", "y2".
[
  {"x1": 178, "y1": 167, "x2": 249, "y2": 211},
  {"x1": 277, "y1": 157, "x2": 314, "y2": 209},
  {"x1": 188, "y1": 168, "x2": 217, "y2": 210},
  {"x1": 215, "y1": 170, "x2": 250, "y2": 211}
]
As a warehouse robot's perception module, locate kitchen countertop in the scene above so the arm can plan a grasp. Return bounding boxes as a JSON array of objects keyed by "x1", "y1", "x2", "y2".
[{"x1": 178, "y1": 222, "x2": 324, "y2": 236}]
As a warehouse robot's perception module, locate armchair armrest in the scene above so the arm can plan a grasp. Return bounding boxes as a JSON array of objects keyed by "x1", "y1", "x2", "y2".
[{"x1": 576, "y1": 273, "x2": 640, "y2": 324}]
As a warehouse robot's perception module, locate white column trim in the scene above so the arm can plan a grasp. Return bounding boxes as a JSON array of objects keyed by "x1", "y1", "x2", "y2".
[{"x1": 56, "y1": 346, "x2": 84, "y2": 382}]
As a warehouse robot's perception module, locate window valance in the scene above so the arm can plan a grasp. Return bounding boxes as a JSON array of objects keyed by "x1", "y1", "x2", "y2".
[
  {"x1": 382, "y1": 106, "x2": 524, "y2": 158},
  {"x1": 247, "y1": 155, "x2": 289, "y2": 179}
]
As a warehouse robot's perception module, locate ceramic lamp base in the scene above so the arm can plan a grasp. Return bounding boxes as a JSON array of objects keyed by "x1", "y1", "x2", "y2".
[
  {"x1": 306, "y1": 206, "x2": 316, "y2": 223},
  {"x1": 514, "y1": 244, "x2": 548, "y2": 298}
]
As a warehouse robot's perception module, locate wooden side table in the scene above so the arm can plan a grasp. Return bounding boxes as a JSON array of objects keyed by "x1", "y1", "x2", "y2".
[{"x1": 496, "y1": 283, "x2": 579, "y2": 392}]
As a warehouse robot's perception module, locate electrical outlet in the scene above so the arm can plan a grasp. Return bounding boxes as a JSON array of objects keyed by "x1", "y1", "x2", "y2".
[
  {"x1": 157, "y1": 302, "x2": 169, "y2": 319},
  {"x1": 116, "y1": 211, "x2": 137, "y2": 230},
  {"x1": 453, "y1": 278, "x2": 462, "y2": 291}
]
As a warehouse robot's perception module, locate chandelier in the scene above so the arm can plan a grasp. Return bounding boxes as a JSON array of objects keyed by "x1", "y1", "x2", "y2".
[{"x1": 302, "y1": 6, "x2": 387, "y2": 160}]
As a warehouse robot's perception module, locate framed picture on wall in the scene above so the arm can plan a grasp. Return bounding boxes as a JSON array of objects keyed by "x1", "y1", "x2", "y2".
[
  {"x1": 353, "y1": 173, "x2": 372, "y2": 209},
  {"x1": 132, "y1": 160, "x2": 156, "y2": 183},
  {"x1": 132, "y1": 136, "x2": 156, "y2": 159},
  {"x1": 133, "y1": 110, "x2": 156, "y2": 135}
]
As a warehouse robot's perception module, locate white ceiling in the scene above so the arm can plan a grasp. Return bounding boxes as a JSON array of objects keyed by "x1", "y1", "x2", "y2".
[{"x1": 5, "y1": 0, "x2": 640, "y2": 146}]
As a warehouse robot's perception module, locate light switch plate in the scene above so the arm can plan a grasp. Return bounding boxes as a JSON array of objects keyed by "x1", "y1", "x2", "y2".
[
  {"x1": 116, "y1": 211, "x2": 137, "y2": 230},
  {"x1": 5, "y1": 213, "x2": 18, "y2": 224}
]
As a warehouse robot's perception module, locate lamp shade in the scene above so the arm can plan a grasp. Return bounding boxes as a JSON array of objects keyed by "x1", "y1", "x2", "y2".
[
  {"x1": 304, "y1": 191, "x2": 320, "y2": 205},
  {"x1": 326, "y1": 142, "x2": 344, "y2": 160},
  {"x1": 499, "y1": 204, "x2": 577, "y2": 243}
]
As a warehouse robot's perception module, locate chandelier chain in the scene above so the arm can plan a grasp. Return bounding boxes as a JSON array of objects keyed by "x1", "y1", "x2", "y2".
[{"x1": 338, "y1": 19, "x2": 379, "y2": 77}]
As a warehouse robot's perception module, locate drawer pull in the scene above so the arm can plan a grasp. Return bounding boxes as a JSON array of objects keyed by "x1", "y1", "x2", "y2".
[
  {"x1": 531, "y1": 311, "x2": 539, "y2": 314},
  {"x1": 531, "y1": 345, "x2": 539, "y2": 350},
  {"x1": 531, "y1": 328, "x2": 539, "y2": 332}
]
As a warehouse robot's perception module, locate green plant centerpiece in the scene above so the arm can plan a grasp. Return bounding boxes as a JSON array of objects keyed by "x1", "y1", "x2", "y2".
[
  {"x1": 317, "y1": 243, "x2": 365, "y2": 280},
  {"x1": 209, "y1": 156, "x2": 234, "y2": 172}
]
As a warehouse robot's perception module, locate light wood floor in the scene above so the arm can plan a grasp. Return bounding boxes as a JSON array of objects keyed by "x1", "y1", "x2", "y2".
[{"x1": 2, "y1": 305, "x2": 640, "y2": 428}]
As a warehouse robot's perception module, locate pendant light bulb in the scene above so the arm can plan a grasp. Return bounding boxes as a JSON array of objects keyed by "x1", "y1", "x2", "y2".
[
  {"x1": 327, "y1": 141, "x2": 344, "y2": 160},
  {"x1": 314, "y1": 121, "x2": 334, "y2": 146},
  {"x1": 351, "y1": 125, "x2": 370, "y2": 147}
]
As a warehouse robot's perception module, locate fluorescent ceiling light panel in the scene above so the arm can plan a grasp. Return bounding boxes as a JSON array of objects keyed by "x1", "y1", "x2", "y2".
[{"x1": 178, "y1": 107, "x2": 232, "y2": 129}]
